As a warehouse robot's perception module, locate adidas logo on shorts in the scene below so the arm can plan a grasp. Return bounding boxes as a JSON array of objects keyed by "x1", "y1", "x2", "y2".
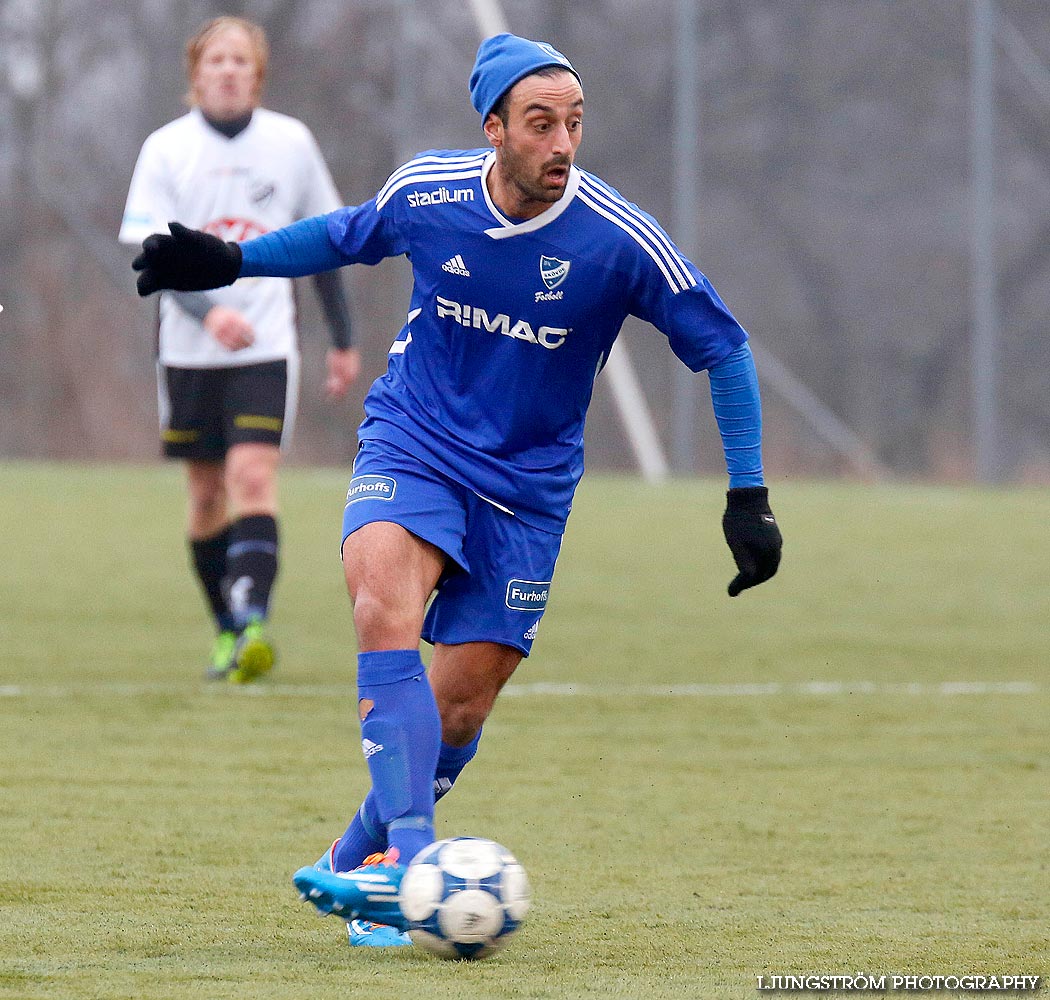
[
  {"x1": 523, "y1": 622, "x2": 539, "y2": 641},
  {"x1": 441, "y1": 254, "x2": 470, "y2": 277}
]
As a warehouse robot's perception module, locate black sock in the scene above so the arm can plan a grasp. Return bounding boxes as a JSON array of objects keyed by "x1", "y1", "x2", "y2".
[
  {"x1": 190, "y1": 526, "x2": 234, "y2": 632},
  {"x1": 224, "y1": 514, "x2": 279, "y2": 627}
]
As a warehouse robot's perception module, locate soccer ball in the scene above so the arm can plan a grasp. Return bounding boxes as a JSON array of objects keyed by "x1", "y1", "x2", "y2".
[{"x1": 399, "y1": 836, "x2": 530, "y2": 959}]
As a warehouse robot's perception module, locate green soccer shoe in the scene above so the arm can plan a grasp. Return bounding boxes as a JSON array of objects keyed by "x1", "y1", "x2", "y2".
[
  {"x1": 228, "y1": 619, "x2": 275, "y2": 684},
  {"x1": 203, "y1": 630, "x2": 238, "y2": 681}
]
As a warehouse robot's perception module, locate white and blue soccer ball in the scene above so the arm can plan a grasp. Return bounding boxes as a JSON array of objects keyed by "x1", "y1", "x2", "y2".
[{"x1": 399, "y1": 836, "x2": 530, "y2": 960}]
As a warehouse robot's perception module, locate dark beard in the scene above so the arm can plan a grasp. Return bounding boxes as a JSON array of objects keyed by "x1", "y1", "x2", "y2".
[{"x1": 501, "y1": 145, "x2": 569, "y2": 209}]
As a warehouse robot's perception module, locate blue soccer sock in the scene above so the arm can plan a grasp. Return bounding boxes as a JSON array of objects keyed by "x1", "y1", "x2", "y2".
[
  {"x1": 434, "y1": 728, "x2": 482, "y2": 802},
  {"x1": 356, "y1": 649, "x2": 440, "y2": 865},
  {"x1": 333, "y1": 727, "x2": 483, "y2": 871},
  {"x1": 332, "y1": 800, "x2": 385, "y2": 872}
]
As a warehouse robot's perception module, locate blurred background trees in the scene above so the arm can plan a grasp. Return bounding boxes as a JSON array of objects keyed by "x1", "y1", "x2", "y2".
[{"x1": 1, "y1": 0, "x2": 1047, "y2": 482}]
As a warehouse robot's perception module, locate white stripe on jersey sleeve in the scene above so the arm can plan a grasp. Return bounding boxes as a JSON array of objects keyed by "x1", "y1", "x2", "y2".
[
  {"x1": 579, "y1": 173, "x2": 695, "y2": 281},
  {"x1": 577, "y1": 175, "x2": 696, "y2": 293},
  {"x1": 377, "y1": 152, "x2": 488, "y2": 198}
]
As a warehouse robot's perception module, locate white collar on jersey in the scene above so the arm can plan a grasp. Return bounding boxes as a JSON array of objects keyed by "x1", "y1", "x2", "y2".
[{"x1": 480, "y1": 150, "x2": 580, "y2": 240}]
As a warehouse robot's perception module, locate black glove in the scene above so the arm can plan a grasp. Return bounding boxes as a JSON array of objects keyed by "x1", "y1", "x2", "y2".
[
  {"x1": 132, "y1": 222, "x2": 242, "y2": 296},
  {"x1": 722, "y1": 486, "x2": 782, "y2": 597}
]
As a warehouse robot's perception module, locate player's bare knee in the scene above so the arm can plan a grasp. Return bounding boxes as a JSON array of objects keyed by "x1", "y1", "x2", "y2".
[
  {"x1": 350, "y1": 588, "x2": 421, "y2": 650},
  {"x1": 350, "y1": 591, "x2": 381, "y2": 637},
  {"x1": 227, "y1": 462, "x2": 274, "y2": 511},
  {"x1": 188, "y1": 485, "x2": 225, "y2": 527},
  {"x1": 437, "y1": 679, "x2": 501, "y2": 746}
]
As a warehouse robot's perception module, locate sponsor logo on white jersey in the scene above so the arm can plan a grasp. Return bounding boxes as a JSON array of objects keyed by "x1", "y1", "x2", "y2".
[
  {"x1": 361, "y1": 738, "x2": 384, "y2": 758},
  {"x1": 540, "y1": 255, "x2": 571, "y2": 289},
  {"x1": 203, "y1": 216, "x2": 268, "y2": 242},
  {"x1": 442, "y1": 254, "x2": 471, "y2": 277},
  {"x1": 407, "y1": 186, "x2": 475, "y2": 208},
  {"x1": 436, "y1": 295, "x2": 569, "y2": 350}
]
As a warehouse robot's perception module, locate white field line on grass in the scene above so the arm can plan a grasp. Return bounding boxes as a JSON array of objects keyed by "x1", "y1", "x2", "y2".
[{"x1": 0, "y1": 680, "x2": 1039, "y2": 699}]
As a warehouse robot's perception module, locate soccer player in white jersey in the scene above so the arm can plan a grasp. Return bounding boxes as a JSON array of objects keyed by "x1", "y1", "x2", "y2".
[
  {"x1": 133, "y1": 33, "x2": 783, "y2": 945},
  {"x1": 120, "y1": 17, "x2": 361, "y2": 682}
]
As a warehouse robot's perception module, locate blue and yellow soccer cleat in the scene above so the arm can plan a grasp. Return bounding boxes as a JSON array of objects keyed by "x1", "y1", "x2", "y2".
[
  {"x1": 203, "y1": 630, "x2": 238, "y2": 681},
  {"x1": 228, "y1": 619, "x2": 275, "y2": 684},
  {"x1": 293, "y1": 847, "x2": 408, "y2": 931}
]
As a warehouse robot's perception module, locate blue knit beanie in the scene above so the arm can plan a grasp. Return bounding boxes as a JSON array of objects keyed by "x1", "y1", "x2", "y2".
[{"x1": 469, "y1": 33, "x2": 579, "y2": 120}]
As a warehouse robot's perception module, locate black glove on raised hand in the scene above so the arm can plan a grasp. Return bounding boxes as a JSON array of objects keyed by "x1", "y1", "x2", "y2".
[
  {"x1": 722, "y1": 486, "x2": 782, "y2": 597},
  {"x1": 132, "y1": 222, "x2": 242, "y2": 296}
]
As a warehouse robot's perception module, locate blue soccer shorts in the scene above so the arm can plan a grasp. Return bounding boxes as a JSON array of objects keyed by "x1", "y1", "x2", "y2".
[{"x1": 341, "y1": 440, "x2": 562, "y2": 656}]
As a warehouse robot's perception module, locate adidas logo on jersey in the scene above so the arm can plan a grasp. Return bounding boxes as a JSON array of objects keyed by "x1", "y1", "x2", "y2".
[
  {"x1": 523, "y1": 622, "x2": 539, "y2": 641},
  {"x1": 361, "y1": 738, "x2": 384, "y2": 759},
  {"x1": 442, "y1": 254, "x2": 471, "y2": 277}
]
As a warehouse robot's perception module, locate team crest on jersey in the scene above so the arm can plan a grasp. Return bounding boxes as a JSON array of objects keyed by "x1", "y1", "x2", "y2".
[
  {"x1": 540, "y1": 255, "x2": 570, "y2": 290},
  {"x1": 250, "y1": 181, "x2": 276, "y2": 207}
]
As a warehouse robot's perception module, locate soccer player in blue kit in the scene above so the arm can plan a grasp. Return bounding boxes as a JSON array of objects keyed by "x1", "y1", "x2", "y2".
[{"x1": 133, "y1": 33, "x2": 783, "y2": 946}]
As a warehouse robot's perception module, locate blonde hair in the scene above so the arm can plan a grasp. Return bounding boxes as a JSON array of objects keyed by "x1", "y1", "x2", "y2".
[{"x1": 184, "y1": 16, "x2": 269, "y2": 107}]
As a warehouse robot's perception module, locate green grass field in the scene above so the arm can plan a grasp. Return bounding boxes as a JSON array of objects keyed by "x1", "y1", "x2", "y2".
[{"x1": 1, "y1": 461, "x2": 1047, "y2": 999}]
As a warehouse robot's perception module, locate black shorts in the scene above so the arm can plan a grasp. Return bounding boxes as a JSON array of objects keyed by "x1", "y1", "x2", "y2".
[{"x1": 157, "y1": 359, "x2": 295, "y2": 461}]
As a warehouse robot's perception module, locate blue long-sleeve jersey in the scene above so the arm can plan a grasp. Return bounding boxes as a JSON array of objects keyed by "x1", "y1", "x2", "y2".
[{"x1": 242, "y1": 149, "x2": 763, "y2": 531}]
